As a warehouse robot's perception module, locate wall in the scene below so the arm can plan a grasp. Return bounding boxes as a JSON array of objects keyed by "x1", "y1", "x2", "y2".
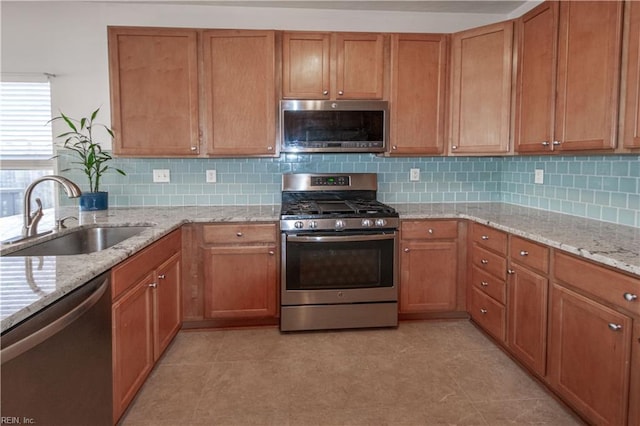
[{"x1": 58, "y1": 153, "x2": 640, "y2": 227}]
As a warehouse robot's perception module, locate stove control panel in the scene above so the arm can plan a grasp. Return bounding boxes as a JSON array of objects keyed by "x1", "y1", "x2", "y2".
[
  {"x1": 281, "y1": 217, "x2": 400, "y2": 232},
  {"x1": 311, "y1": 175, "x2": 350, "y2": 186}
]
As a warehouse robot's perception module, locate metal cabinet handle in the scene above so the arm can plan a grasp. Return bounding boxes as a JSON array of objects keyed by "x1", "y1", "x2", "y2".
[
  {"x1": 481, "y1": 259, "x2": 489, "y2": 264},
  {"x1": 190, "y1": 146, "x2": 198, "y2": 151},
  {"x1": 624, "y1": 293, "x2": 638, "y2": 302},
  {"x1": 268, "y1": 250, "x2": 275, "y2": 255},
  {"x1": 451, "y1": 145, "x2": 458, "y2": 150},
  {"x1": 267, "y1": 146, "x2": 273, "y2": 151},
  {"x1": 149, "y1": 282, "x2": 157, "y2": 288},
  {"x1": 323, "y1": 90, "x2": 329, "y2": 95},
  {"x1": 520, "y1": 250, "x2": 529, "y2": 256},
  {"x1": 552, "y1": 140, "x2": 561, "y2": 146},
  {"x1": 392, "y1": 145, "x2": 398, "y2": 150},
  {"x1": 481, "y1": 235, "x2": 489, "y2": 240},
  {"x1": 481, "y1": 281, "x2": 489, "y2": 287},
  {"x1": 236, "y1": 232, "x2": 243, "y2": 237},
  {"x1": 608, "y1": 323, "x2": 623, "y2": 331},
  {"x1": 403, "y1": 248, "x2": 410, "y2": 253},
  {"x1": 480, "y1": 308, "x2": 488, "y2": 314},
  {"x1": 541, "y1": 141, "x2": 550, "y2": 146},
  {"x1": 158, "y1": 274, "x2": 166, "y2": 280},
  {"x1": 507, "y1": 269, "x2": 515, "y2": 275},
  {"x1": 428, "y1": 228, "x2": 434, "y2": 234},
  {"x1": 338, "y1": 90, "x2": 344, "y2": 95}
]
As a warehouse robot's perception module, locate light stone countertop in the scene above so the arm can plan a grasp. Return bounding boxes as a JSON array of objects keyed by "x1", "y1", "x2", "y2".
[{"x1": 1, "y1": 202, "x2": 638, "y2": 333}]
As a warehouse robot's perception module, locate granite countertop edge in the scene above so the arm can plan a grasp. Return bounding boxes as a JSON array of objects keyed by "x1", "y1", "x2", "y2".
[{"x1": 1, "y1": 202, "x2": 638, "y2": 333}]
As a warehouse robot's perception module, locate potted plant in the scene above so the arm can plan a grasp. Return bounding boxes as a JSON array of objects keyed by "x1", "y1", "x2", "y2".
[{"x1": 51, "y1": 107, "x2": 125, "y2": 211}]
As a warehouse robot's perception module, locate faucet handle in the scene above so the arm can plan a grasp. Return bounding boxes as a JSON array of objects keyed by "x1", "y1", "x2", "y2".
[{"x1": 55, "y1": 216, "x2": 78, "y2": 230}]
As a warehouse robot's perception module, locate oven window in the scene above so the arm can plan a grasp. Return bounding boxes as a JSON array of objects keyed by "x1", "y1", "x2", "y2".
[{"x1": 285, "y1": 237, "x2": 394, "y2": 290}]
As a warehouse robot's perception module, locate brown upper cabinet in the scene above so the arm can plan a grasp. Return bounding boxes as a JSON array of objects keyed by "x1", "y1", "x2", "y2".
[
  {"x1": 282, "y1": 32, "x2": 386, "y2": 99},
  {"x1": 450, "y1": 21, "x2": 514, "y2": 155},
  {"x1": 108, "y1": 27, "x2": 277, "y2": 158},
  {"x1": 108, "y1": 27, "x2": 200, "y2": 156},
  {"x1": 622, "y1": 1, "x2": 640, "y2": 150},
  {"x1": 202, "y1": 30, "x2": 277, "y2": 156},
  {"x1": 515, "y1": 1, "x2": 623, "y2": 153},
  {"x1": 388, "y1": 34, "x2": 448, "y2": 156}
]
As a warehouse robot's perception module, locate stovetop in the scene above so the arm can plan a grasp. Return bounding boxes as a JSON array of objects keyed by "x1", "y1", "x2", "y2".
[{"x1": 281, "y1": 198, "x2": 397, "y2": 218}]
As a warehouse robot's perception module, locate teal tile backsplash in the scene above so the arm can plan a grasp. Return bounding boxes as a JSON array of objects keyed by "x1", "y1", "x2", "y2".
[{"x1": 58, "y1": 153, "x2": 639, "y2": 227}]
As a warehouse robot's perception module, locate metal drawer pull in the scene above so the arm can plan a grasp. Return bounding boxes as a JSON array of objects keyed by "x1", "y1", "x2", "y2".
[
  {"x1": 481, "y1": 259, "x2": 489, "y2": 264},
  {"x1": 623, "y1": 293, "x2": 638, "y2": 302},
  {"x1": 268, "y1": 250, "x2": 275, "y2": 255},
  {"x1": 236, "y1": 232, "x2": 243, "y2": 237},
  {"x1": 428, "y1": 228, "x2": 434, "y2": 234},
  {"x1": 541, "y1": 141, "x2": 550, "y2": 146},
  {"x1": 481, "y1": 235, "x2": 489, "y2": 240},
  {"x1": 480, "y1": 308, "x2": 488, "y2": 314},
  {"x1": 519, "y1": 250, "x2": 529, "y2": 256},
  {"x1": 158, "y1": 274, "x2": 166, "y2": 280},
  {"x1": 507, "y1": 269, "x2": 515, "y2": 275},
  {"x1": 481, "y1": 281, "x2": 489, "y2": 287},
  {"x1": 149, "y1": 282, "x2": 157, "y2": 288},
  {"x1": 608, "y1": 323, "x2": 623, "y2": 331},
  {"x1": 403, "y1": 248, "x2": 410, "y2": 253}
]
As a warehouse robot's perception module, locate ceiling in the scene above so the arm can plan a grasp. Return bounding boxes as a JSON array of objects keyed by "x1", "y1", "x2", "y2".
[{"x1": 105, "y1": 1, "x2": 530, "y2": 15}]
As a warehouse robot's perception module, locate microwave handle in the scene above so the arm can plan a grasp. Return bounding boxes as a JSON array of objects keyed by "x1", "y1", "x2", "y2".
[{"x1": 286, "y1": 233, "x2": 395, "y2": 243}]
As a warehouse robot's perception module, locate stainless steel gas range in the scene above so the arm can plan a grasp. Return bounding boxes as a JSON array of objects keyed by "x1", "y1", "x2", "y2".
[{"x1": 280, "y1": 173, "x2": 399, "y2": 332}]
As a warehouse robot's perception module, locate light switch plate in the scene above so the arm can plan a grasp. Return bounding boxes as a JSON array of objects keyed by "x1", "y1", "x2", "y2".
[
  {"x1": 153, "y1": 169, "x2": 170, "y2": 183},
  {"x1": 534, "y1": 169, "x2": 544, "y2": 184},
  {"x1": 206, "y1": 169, "x2": 217, "y2": 183},
  {"x1": 410, "y1": 168, "x2": 420, "y2": 182}
]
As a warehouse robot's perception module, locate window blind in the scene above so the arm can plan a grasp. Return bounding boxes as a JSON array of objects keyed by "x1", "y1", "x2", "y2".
[{"x1": 0, "y1": 81, "x2": 53, "y2": 160}]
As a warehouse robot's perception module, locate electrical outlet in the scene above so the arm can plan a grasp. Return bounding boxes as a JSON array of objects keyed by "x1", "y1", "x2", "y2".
[
  {"x1": 534, "y1": 169, "x2": 544, "y2": 184},
  {"x1": 206, "y1": 169, "x2": 217, "y2": 183},
  {"x1": 152, "y1": 169, "x2": 170, "y2": 183},
  {"x1": 410, "y1": 168, "x2": 420, "y2": 182}
]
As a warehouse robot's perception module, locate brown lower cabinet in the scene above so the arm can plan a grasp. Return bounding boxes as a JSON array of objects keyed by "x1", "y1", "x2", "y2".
[{"x1": 111, "y1": 229, "x2": 182, "y2": 423}]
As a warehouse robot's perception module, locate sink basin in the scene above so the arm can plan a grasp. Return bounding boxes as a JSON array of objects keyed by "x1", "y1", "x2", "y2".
[{"x1": 3, "y1": 226, "x2": 151, "y2": 256}]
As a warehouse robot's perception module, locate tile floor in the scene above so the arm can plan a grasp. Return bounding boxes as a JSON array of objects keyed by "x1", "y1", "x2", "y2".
[{"x1": 120, "y1": 320, "x2": 584, "y2": 425}]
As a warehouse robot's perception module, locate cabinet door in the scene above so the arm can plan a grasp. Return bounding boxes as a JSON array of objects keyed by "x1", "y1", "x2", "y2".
[
  {"x1": 282, "y1": 32, "x2": 331, "y2": 99},
  {"x1": 203, "y1": 245, "x2": 277, "y2": 319},
  {"x1": 202, "y1": 30, "x2": 277, "y2": 156},
  {"x1": 112, "y1": 274, "x2": 155, "y2": 421},
  {"x1": 400, "y1": 241, "x2": 457, "y2": 313},
  {"x1": 514, "y1": 2, "x2": 558, "y2": 153},
  {"x1": 507, "y1": 264, "x2": 548, "y2": 376},
  {"x1": 548, "y1": 284, "x2": 631, "y2": 425},
  {"x1": 335, "y1": 33, "x2": 385, "y2": 99},
  {"x1": 450, "y1": 21, "x2": 513, "y2": 154},
  {"x1": 389, "y1": 34, "x2": 447, "y2": 155},
  {"x1": 108, "y1": 27, "x2": 200, "y2": 156},
  {"x1": 554, "y1": 1, "x2": 623, "y2": 151},
  {"x1": 154, "y1": 252, "x2": 181, "y2": 360},
  {"x1": 623, "y1": 1, "x2": 640, "y2": 149}
]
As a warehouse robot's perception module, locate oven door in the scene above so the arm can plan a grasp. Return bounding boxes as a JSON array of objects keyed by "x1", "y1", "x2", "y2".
[{"x1": 281, "y1": 231, "x2": 398, "y2": 305}]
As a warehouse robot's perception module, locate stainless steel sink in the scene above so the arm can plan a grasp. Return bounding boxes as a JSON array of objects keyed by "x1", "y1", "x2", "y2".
[{"x1": 3, "y1": 226, "x2": 151, "y2": 256}]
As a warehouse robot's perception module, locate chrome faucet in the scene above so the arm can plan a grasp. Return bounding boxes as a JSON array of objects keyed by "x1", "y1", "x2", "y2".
[{"x1": 23, "y1": 175, "x2": 82, "y2": 237}]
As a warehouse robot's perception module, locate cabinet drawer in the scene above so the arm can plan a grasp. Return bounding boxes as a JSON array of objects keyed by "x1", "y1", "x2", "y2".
[
  {"x1": 112, "y1": 229, "x2": 182, "y2": 300},
  {"x1": 554, "y1": 252, "x2": 640, "y2": 315},
  {"x1": 472, "y1": 245, "x2": 507, "y2": 280},
  {"x1": 401, "y1": 220, "x2": 458, "y2": 240},
  {"x1": 469, "y1": 286, "x2": 506, "y2": 342},
  {"x1": 510, "y1": 236, "x2": 549, "y2": 274},
  {"x1": 202, "y1": 223, "x2": 276, "y2": 244},
  {"x1": 471, "y1": 266, "x2": 506, "y2": 304},
  {"x1": 471, "y1": 223, "x2": 507, "y2": 255}
]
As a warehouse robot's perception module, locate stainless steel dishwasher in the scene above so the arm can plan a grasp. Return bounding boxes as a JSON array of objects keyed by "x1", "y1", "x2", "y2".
[{"x1": 1, "y1": 271, "x2": 113, "y2": 425}]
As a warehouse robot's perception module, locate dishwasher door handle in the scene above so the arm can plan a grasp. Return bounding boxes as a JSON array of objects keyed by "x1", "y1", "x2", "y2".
[{"x1": 1, "y1": 276, "x2": 109, "y2": 364}]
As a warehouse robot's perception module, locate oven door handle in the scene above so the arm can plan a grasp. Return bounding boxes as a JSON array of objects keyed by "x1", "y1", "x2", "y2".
[{"x1": 286, "y1": 233, "x2": 395, "y2": 243}]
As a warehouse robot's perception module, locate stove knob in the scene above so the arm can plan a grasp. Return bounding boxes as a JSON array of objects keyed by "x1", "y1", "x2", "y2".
[
  {"x1": 361, "y1": 219, "x2": 373, "y2": 227},
  {"x1": 309, "y1": 220, "x2": 318, "y2": 229},
  {"x1": 335, "y1": 219, "x2": 346, "y2": 230},
  {"x1": 375, "y1": 218, "x2": 387, "y2": 227},
  {"x1": 294, "y1": 221, "x2": 304, "y2": 229}
]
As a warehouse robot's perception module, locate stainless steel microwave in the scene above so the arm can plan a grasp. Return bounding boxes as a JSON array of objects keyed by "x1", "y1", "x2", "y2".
[{"x1": 280, "y1": 100, "x2": 389, "y2": 153}]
